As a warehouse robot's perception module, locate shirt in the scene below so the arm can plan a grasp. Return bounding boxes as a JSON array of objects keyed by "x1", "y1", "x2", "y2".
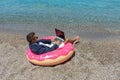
[{"x1": 29, "y1": 39, "x2": 58, "y2": 54}]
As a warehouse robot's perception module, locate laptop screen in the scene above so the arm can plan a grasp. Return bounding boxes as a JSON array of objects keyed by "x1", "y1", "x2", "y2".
[{"x1": 55, "y1": 28, "x2": 65, "y2": 40}]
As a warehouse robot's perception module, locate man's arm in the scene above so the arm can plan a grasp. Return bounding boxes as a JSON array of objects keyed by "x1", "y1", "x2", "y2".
[
  {"x1": 30, "y1": 43, "x2": 59, "y2": 54},
  {"x1": 37, "y1": 39, "x2": 51, "y2": 44}
]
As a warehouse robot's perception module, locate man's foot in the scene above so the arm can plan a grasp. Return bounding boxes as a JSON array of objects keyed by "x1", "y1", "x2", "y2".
[{"x1": 72, "y1": 36, "x2": 79, "y2": 44}]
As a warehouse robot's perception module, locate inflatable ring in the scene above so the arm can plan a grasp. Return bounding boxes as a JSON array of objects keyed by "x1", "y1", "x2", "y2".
[{"x1": 26, "y1": 36, "x2": 74, "y2": 66}]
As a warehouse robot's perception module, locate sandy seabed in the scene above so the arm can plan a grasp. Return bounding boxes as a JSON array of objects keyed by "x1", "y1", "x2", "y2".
[{"x1": 0, "y1": 32, "x2": 120, "y2": 80}]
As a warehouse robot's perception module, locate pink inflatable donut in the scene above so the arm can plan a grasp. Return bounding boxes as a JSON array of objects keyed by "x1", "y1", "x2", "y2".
[{"x1": 26, "y1": 36, "x2": 74, "y2": 66}]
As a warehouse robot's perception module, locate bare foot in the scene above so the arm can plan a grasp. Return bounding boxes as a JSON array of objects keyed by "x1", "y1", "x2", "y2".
[
  {"x1": 72, "y1": 36, "x2": 80, "y2": 44},
  {"x1": 64, "y1": 36, "x2": 79, "y2": 44}
]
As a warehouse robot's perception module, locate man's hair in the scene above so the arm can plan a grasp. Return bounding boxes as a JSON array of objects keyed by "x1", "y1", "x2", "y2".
[{"x1": 26, "y1": 32, "x2": 35, "y2": 43}]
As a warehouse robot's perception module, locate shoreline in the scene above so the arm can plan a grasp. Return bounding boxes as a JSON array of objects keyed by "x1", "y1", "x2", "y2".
[
  {"x1": 0, "y1": 31, "x2": 120, "y2": 80},
  {"x1": 0, "y1": 24, "x2": 120, "y2": 41}
]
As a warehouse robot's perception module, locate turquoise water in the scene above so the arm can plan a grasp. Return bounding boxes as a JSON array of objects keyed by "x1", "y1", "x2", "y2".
[{"x1": 0, "y1": 0, "x2": 120, "y2": 39}]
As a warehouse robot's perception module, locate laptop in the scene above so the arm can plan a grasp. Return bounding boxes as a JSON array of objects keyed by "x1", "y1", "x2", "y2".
[
  {"x1": 55, "y1": 28, "x2": 65, "y2": 47},
  {"x1": 39, "y1": 28, "x2": 65, "y2": 48}
]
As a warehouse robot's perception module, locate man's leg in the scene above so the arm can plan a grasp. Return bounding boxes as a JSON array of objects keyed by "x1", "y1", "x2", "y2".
[{"x1": 64, "y1": 36, "x2": 79, "y2": 44}]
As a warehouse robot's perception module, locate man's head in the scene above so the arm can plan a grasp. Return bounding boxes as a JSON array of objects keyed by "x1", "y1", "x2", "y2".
[{"x1": 26, "y1": 32, "x2": 38, "y2": 44}]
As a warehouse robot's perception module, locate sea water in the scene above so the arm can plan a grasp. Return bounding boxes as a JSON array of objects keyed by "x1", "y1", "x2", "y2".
[{"x1": 0, "y1": 0, "x2": 120, "y2": 39}]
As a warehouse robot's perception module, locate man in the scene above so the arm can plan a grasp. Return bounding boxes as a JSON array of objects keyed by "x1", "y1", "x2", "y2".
[{"x1": 26, "y1": 32, "x2": 79, "y2": 54}]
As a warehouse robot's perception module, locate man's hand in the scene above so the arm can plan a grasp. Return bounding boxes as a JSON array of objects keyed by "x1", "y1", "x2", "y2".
[
  {"x1": 51, "y1": 37, "x2": 56, "y2": 42},
  {"x1": 55, "y1": 40, "x2": 61, "y2": 46}
]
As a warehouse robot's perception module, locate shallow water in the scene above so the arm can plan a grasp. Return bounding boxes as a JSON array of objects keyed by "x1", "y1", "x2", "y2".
[{"x1": 0, "y1": 0, "x2": 120, "y2": 40}]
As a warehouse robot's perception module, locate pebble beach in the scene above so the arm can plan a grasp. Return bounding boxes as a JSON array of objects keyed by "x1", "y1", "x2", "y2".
[{"x1": 0, "y1": 32, "x2": 120, "y2": 80}]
